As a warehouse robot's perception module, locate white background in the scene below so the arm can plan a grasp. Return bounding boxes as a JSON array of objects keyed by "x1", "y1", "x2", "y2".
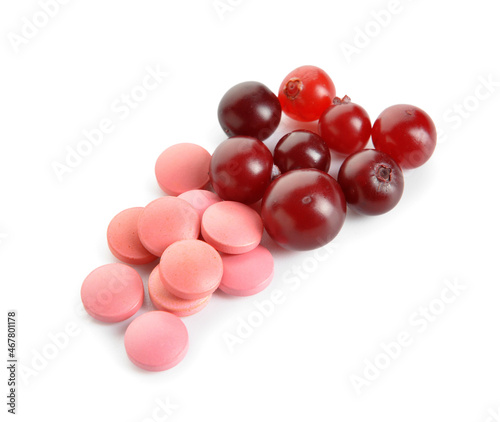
[{"x1": 1, "y1": 0, "x2": 499, "y2": 421}]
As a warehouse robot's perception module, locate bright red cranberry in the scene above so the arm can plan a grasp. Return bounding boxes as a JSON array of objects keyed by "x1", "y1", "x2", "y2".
[
  {"x1": 217, "y1": 81, "x2": 281, "y2": 141},
  {"x1": 278, "y1": 66, "x2": 336, "y2": 122},
  {"x1": 372, "y1": 104, "x2": 436, "y2": 169},
  {"x1": 318, "y1": 96, "x2": 371, "y2": 155},
  {"x1": 273, "y1": 130, "x2": 331, "y2": 173},
  {"x1": 261, "y1": 169, "x2": 346, "y2": 250},
  {"x1": 338, "y1": 149, "x2": 404, "y2": 216},
  {"x1": 209, "y1": 136, "x2": 273, "y2": 204}
]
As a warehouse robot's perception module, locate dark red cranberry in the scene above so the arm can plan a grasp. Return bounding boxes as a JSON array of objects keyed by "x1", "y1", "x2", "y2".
[
  {"x1": 273, "y1": 130, "x2": 331, "y2": 173},
  {"x1": 261, "y1": 169, "x2": 346, "y2": 250},
  {"x1": 217, "y1": 81, "x2": 281, "y2": 141},
  {"x1": 338, "y1": 149, "x2": 404, "y2": 215},
  {"x1": 209, "y1": 136, "x2": 273, "y2": 204}
]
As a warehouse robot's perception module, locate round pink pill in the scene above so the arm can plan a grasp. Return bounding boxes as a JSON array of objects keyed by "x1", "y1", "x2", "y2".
[
  {"x1": 107, "y1": 207, "x2": 158, "y2": 265},
  {"x1": 177, "y1": 190, "x2": 222, "y2": 220},
  {"x1": 155, "y1": 143, "x2": 211, "y2": 195},
  {"x1": 148, "y1": 266, "x2": 211, "y2": 316},
  {"x1": 138, "y1": 197, "x2": 200, "y2": 257},
  {"x1": 159, "y1": 239, "x2": 223, "y2": 300},
  {"x1": 219, "y1": 245, "x2": 274, "y2": 296},
  {"x1": 201, "y1": 201, "x2": 264, "y2": 254},
  {"x1": 124, "y1": 311, "x2": 188, "y2": 371},
  {"x1": 81, "y1": 263, "x2": 144, "y2": 323}
]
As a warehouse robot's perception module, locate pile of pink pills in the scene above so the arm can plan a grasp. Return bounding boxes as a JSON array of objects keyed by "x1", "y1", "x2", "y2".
[
  {"x1": 81, "y1": 65, "x2": 436, "y2": 371},
  {"x1": 81, "y1": 144, "x2": 275, "y2": 371}
]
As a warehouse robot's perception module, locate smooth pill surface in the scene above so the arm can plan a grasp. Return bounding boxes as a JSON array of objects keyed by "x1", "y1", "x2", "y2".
[
  {"x1": 201, "y1": 201, "x2": 263, "y2": 254},
  {"x1": 149, "y1": 266, "x2": 211, "y2": 316},
  {"x1": 155, "y1": 143, "x2": 211, "y2": 195},
  {"x1": 124, "y1": 311, "x2": 188, "y2": 371},
  {"x1": 81, "y1": 263, "x2": 144, "y2": 323},
  {"x1": 138, "y1": 197, "x2": 200, "y2": 257},
  {"x1": 219, "y1": 245, "x2": 274, "y2": 296},
  {"x1": 159, "y1": 239, "x2": 223, "y2": 300},
  {"x1": 107, "y1": 207, "x2": 158, "y2": 265},
  {"x1": 177, "y1": 190, "x2": 222, "y2": 220}
]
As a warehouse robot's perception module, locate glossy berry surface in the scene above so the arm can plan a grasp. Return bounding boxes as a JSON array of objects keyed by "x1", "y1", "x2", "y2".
[
  {"x1": 261, "y1": 169, "x2": 346, "y2": 251},
  {"x1": 338, "y1": 149, "x2": 404, "y2": 216},
  {"x1": 372, "y1": 104, "x2": 437, "y2": 169},
  {"x1": 217, "y1": 81, "x2": 281, "y2": 141},
  {"x1": 318, "y1": 96, "x2": 371, "y2": 155},
  {"x1": 209, "y1": 136, "x2": 273, "y2": 204},
  {"x1": 273, "y1": 130, "x2": 331, "y2": 173},
  {"x1": 278, "y1": 65, "x2": 336, "y2": 122}
]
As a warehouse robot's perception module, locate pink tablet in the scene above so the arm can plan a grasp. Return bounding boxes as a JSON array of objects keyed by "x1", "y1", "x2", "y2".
[
  {"x1": 124, "y1": 311, "x2": 188, "y2": 371},
  {"x1": 155, "y1": 143, "x2": 211, "y2": 195},
  {"x1": 81, "y1": 263, "x2": 144, "y2": 323},
  {"x1": 201, "y1": 201, "x2": 264, "y2": 254},
  {"x1": 219, "y1": 245, "x2": 274, "y2": 296},
  {"x1": 107, "y1": 207, "x2": 158, "y2": 265},
  {"x1": 177, "y1": 189, "x2": 222, "y2": 220},
  {"x1": 159, "y1": 239, "x2": 223, "y2": 300},
  {"x1": 148, "y1": 266, "x2": 211, "y2": 316},
  {"x1": 138, "y1": 196, "x2": 200, "y2": 257}
]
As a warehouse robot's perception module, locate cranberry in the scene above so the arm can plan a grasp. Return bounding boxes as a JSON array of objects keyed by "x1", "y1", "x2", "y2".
[
  {"x1": 261, "y1": 169, "x2": 346, "y2": 250},
  {"x1": 338, "y1": 149, "x2": 404, "y2": 216},
  {"x1": 318, "y1": 96, "x2": 371, "y2": 155},
  {"x1": 209, "y1": 136, "x2": 273, "y2": 204},
  {"x1": 273, "y1": 130, "x2": 331, "y2": 173},
  {"x1": 372, "y1": 104, "x2": 436, "y2": 169},
  {"x1": 278, "y1": 66, "x2": 336, "y2": 122},
  {"x1": 217, "y1": 81, "x2": 281, "y2": 141}
]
